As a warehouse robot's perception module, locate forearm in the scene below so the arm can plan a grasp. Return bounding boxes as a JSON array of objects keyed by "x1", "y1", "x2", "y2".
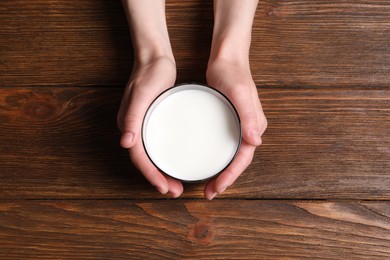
[
  {"x1": 210, "y1": 0, "x2": 259, "y2": 65},
  {"x1": 121, "y1": 0, "x2": 174, "y2": 65}
]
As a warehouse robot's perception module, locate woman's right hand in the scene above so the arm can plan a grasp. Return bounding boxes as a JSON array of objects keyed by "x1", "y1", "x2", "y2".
[
  {"x1": 117, "y1": 56, "x2": 184, "y2": 198},
  {"x1": 119, "y1": 0, "x2": 183, "y2": 197}
]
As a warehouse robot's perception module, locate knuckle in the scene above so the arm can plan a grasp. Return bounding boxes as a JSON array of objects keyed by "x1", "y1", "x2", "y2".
[
  {"x1": 241, "y1": 109, "x2": 258, "y2": 122},
  {"x1": 262, "y1": 117, "x2": 268, "y2": 129},
  {"x1": 123, "y1": 113, "x2": 139, "y2": 129}
]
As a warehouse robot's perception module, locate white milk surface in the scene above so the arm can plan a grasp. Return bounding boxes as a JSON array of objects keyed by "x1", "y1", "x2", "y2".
[{"x1": 143, "y1": 86, "x2": 241, "y2": 182}]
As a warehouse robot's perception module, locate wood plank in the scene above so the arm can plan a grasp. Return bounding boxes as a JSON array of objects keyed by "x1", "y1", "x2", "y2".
[
  {"x1": 1, "y1": 0, "x2": 389, "y2": 87},
  {"x1": 252, "y1": 1, "x2": 390, "y2": 87},
  {"x1": 0, "y1": 87, "x2": 388, "y2": 199},
  {"x1": 0, "y1": 200, "x2": 389, "y2": 259},
  {"x1": 0, "y1": 0, "x2": 133, "y2": 87}
]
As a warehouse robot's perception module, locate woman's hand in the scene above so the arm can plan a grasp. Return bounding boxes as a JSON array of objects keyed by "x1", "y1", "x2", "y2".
[
  {"x1": 204, "y1": 59, "x2": 267, "y2": 200},
  {"x1": 119, "y1": 0, "x2": 183, "y2": 198},
  {"x1": 117, "y1": 57, "x2": 184, "y2": 198},
  {"x1": 204, "y1": 0, "x2": 266, "y2": 200}
]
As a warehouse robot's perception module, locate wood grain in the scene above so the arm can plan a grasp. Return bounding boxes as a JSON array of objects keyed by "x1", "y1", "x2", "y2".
[
  {"x1": 0, "y1": 87, "x2": 388, "y2": 199},
  {"x1": 0, "y1": 0, "x2": 132, "y2": 87},
  {"x1": 1, "y1": 1, "x2": 389, "y2": 258},
  {"x1": 252, "y1": 0, "x2": 390, "y2": 87},
  {"x1": 1, "y1": 0, "x2": 389, "y2": 87},
  {"x1": 0, "y1": 200, "x2": 388, "y2": 259}
]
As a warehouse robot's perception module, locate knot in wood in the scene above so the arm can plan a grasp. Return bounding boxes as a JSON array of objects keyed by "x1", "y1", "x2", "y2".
[
  {"x1": 191, "y1": 223, "x2": 214, "y2": 244},
  {"x1": 194, "y1": 223, "x2": 209, "y2": 239}
]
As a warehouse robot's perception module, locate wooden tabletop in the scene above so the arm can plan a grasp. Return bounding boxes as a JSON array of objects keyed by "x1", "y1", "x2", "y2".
[{"x1": 1, "y1": 0, "x2": 389, "y2": 259}]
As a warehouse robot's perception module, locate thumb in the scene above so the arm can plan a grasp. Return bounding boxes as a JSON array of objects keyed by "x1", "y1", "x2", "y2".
[
  {"x1": 233, "y1": 94, "x2": 262, "y2": 147},
  {"x1": 119, "y1": 89, "x2": 156, "y2": 149},
  {"x1": 240, "y1": 109, "x2": 262, "y2": 147}
]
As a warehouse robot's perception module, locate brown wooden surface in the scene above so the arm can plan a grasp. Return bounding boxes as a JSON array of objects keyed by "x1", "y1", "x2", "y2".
[
  {"x1": 1, "y1": 0, "x2": 390, "y2": 87},
  {"x1": 0, "y1": 87, "x2": 389, "y2": 199},
  {"x1": 0, "y1": 201, "x2": 389, "y2": 259},
  {"x1": 0, "y1": 0, "x2": 389, "y2": 259}
]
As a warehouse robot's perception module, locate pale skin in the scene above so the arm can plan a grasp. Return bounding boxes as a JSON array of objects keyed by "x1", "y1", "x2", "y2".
[{"x1": 118, "y1": 0, "x2": 267, "y2": 200}]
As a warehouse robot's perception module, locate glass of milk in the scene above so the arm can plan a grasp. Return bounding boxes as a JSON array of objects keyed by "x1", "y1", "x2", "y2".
[{"x1": 142, "y1": 83, "x2": 241, "y2": 182}]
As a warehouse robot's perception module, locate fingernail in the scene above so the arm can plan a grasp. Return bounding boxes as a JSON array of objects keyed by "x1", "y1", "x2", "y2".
[
  {"x1": 218, "y1": 185, "x2": 228, "y2": 194},
  {"x1": 250, "y1": 130, "x2": 262, "y2": 146},
  {"x1": 126, "y1": 132, "x2": 134, "y2": 144},
  {"x1": 156, "y1": 185, "x2": 168, "y2": 195},
  {"x1": 208, "y1": 192, "x2": 218, "y2": 200},
  {"x1": 120, "y1": 132, "x2": 134, "y2": 148},
  {"x1": 169, "y1": 190, "x2": 181, "y2": 198}
]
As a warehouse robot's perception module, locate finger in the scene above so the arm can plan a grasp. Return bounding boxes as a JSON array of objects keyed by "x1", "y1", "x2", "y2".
[
  {"x1": 204, "y1": 178, "x2": 218, "y2": 200},
  {"x1": 208, "y1": 141, "x2": 256, "y2": 195},
  {"x1": 253, "y1": 89, "x2": 268, "y2": 135},
  {"x1": 120, "y1": 86, "x2": 159, "y2": 149},
  {"x1": 166, "y1": 177, "x2": 184, "y2": 198},
  {"x1": 129, "y1": 141, "x2": 169, "y2": 195},
  {"x1": 231, "y1": 84, "x2": 262, "y2": 147}
]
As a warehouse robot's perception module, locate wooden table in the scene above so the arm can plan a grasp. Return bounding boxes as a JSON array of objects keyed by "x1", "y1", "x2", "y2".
[{"x1": 1, "y1": 1, "x2": 389, "y2": 259}]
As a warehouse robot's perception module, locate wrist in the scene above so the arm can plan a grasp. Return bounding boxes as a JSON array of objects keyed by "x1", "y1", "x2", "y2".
[
  {"x1": 209, "y1": 0, "x2": 258, "y2": 67},
  {"x1": 209, "y1": 35, "x2": 251, "y2": 68},
  {"x1": 134, "y1": 40, "x2": 175, "y2": 67},
  {"x1": 122, "y1": 0, "x2": 175, "y2": 66}
]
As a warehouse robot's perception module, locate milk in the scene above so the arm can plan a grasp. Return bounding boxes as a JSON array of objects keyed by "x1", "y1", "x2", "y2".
[{"x1": 142, "y1": 84, "x2": 241, "y2": 182}]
